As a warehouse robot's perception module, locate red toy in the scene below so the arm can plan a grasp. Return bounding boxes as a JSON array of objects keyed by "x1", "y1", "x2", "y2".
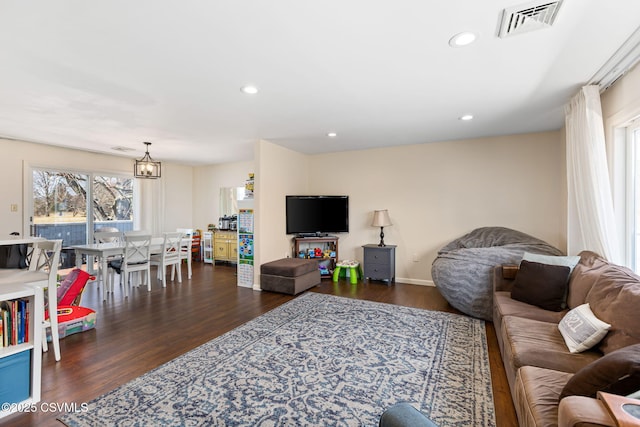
[
  {"x1": 314, "y1": 247, "x2": 323, "y2": 258},
  {"x1": 57, "y1": 268, "x2": 93, "y2": 306}
]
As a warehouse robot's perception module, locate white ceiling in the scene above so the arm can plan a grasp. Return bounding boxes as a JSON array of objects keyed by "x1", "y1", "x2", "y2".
[{"x1": 1, "y1": 0, "x2": 639, "y2": 166}]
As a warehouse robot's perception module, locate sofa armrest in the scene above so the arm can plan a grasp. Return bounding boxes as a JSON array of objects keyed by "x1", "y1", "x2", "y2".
[
  {"x1": 558, "y1": 396, "x2": 616, "y2": 427},
  {"x1": 493, "y1": 265, "x2": 518, "y2": 293}
]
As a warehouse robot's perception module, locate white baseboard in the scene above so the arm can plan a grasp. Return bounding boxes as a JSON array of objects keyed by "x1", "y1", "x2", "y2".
[{"x1": 395, "y1": 278, "x2": 434, "y2": 287}]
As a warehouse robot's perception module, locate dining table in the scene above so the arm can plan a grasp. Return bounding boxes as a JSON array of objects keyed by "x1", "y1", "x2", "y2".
[{"x1": 68, "y1": 237, "x2": 164, "y2": 298}]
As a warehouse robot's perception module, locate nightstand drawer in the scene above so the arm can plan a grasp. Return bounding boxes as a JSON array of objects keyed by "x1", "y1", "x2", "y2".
[
  {"x1": 364, "y1": 262, "x2": 391, "y2": 278},
  {"x1": 364, "y1": 251, "x2": 391, "y2": 266}
]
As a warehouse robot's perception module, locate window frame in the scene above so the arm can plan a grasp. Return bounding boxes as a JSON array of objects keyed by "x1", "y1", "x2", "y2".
[{"x1": 24, "y1": 163, "x2": 136, "y2": 245}]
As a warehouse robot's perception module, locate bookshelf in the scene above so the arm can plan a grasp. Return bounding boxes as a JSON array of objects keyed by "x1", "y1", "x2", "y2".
[
  {"x1": 202, "y1": 232, "x2": 213, "y2": 264},
  {"x1": 293, "y1": 236, "x2": 339, "y2": 277},
  {"x1": 0, "y1": 280, "x2": 44, "y2": 418}
]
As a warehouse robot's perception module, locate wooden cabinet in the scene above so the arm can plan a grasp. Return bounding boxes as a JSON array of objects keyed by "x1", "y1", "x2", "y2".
[
  {"x1": 293, "y1": 236, "x2": 338, "y2": 277},
  {"x1": 0, "y1": 281, "x2": 43, "y2": 419},
  {"x1": 214, "y1": 231, "x2": 237, "y2": 263},
  {"x1": 363, "y1": 244, "x2": 396, "y2": 283}
]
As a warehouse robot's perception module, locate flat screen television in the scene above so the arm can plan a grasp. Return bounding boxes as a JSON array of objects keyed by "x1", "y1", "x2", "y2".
[{"x1": 286, "y1": 195, "x2": 349, "y2": 236}]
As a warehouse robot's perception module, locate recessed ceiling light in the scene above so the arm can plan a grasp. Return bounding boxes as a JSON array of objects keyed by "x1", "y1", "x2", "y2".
[
  {"x1": 459, "y1": 114, "x2": 474, "y2": 121},
  {"x1": 240, "y1": 85, "x2": 258, "y2": 94},
  {"x1": 449, "y1": 31, "x2": 478, "y2": 47},
  {"x1": 327, "y1": 132, "x2": 337, "y2": 138}
]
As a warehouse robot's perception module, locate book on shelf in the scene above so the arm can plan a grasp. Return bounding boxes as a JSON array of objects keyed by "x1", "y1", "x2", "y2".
[{"x1": 0, "y1": 298, "x2": 30, "y2": 348}]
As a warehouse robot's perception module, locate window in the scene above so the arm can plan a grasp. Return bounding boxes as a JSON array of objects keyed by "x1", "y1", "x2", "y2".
[
  {"x1": 31, "y1": 168, "x2": 134, "y2": 248},
  {"x1": 625, "y1": 118, "x2": 640, "y2": 271}
]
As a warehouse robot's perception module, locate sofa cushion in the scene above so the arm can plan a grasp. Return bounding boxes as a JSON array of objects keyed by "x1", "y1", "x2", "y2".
[
  {"x1": 559, "y1": 343, "x2": 640, "y2": 400},
  {"x1": 566, "y1": 251, "x2": 607, "y2": 309},
  {"x1": 558, "y1": 303, "x2": 611, "y2": 354},
  {"x1": 494, "y1": 291, "x2": 566, "y2": 325},
  {"x1": 514, "y1": 365, "x2": 573, "y2": 427},
  {"x1": 511, "y1": 260, "x2": 571, "y2": 311},
  {"x1": 502, "y1": 316, "x2": 601, "y2": 375},
  {"x1": 583, "y1": 257, "x2": 640, "y2": 354}
]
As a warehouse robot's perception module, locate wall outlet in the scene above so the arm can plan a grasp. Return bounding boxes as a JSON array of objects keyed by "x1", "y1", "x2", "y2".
[
  {"x1": 10, "y1": 204, "x2": 18, "y2": 212},
  {"x1": 413, "y1": 253, "x2": 419, "y2": 262}
]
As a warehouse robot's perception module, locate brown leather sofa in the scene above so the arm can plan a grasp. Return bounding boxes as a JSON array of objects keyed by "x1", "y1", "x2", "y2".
[{"x1": 493, "y1": 251, "x2": 640, "y2": 427}]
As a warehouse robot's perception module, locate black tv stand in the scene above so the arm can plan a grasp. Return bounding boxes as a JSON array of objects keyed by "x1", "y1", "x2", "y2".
[{"x1": 296, "y1": 232, "x2": 332, "y2": 238}]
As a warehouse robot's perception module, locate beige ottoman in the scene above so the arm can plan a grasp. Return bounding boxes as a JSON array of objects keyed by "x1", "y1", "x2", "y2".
[{"x1": 260, "y1": 258, "x2": 321, "y2": 295}]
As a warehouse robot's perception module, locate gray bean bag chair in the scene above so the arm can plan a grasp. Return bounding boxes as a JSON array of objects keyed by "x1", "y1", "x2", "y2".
[{"x1": 431, "y1": 226, "x2": 563, "y2": 320}]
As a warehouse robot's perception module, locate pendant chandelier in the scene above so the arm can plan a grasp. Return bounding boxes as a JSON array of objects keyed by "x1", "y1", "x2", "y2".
[{"x1": 134, "y1": 142, "x2": 161, "y2": 179}]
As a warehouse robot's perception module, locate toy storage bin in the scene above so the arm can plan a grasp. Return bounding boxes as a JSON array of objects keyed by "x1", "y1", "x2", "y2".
[
  {"x1": 0, "y1": 351, "x2": 31, "y2": 404},
  {"x1": 46, "y1": 306, "x2": 96, "y2": 341}
]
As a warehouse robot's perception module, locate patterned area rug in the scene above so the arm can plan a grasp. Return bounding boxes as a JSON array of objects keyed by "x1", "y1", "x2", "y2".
[{"x1": 59, "y1": 293, "x2": 495, "y2": 426}]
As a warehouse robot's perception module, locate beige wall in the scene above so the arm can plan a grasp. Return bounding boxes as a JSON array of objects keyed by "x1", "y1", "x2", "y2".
[
  {"x1": 256, "y1": 131, "x2": 565, "y2": 285},
  {"x1": 161, "y1": 163, "x2": 194, "y2": 232},
  {"x1": 307, "y1": 131, "x2": 565, "y2": 284},
  {"x1": 0, "y1": 138, "x2": 193, "y2": 238},
  {"x1": 600, "y1": 63, "x2": 640, "y2": 260},
  {"x1": 192, "y1": 160, "x2": 255, "y2": 232},
  {"x1": 601, "y1": 63, "x2": 640, "y2": 132},
  {"x1": 255, "y1": 140, "x2": 309, "y2": 285},
  {"x1": 3, "y1": 131, "x2": 567, "y2": 286}
]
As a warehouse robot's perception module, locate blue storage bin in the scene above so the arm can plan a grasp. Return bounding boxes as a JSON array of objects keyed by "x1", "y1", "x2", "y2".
[{"x1": 0, "y1": 351, "x2": 31, "y2": 404}]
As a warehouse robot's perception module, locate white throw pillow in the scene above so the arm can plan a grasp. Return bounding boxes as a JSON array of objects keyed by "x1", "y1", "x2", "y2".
[
  {"x1": 522, "y1": 252, "x2": 581, "y2": 273},
  {"x1": 558, "y1": 303, "x2": 611, "y2": 353}
]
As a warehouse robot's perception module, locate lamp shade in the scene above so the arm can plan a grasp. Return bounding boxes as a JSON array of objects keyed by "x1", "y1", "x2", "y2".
[{"x1": 371, "y1": 210, "x2": 392, "y2": 227}]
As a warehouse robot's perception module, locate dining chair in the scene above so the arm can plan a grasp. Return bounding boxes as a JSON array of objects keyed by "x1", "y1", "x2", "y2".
[
  {"x1": 108, "y1": 233, "x2": 151, "y2": 297},
  {"x1": 191, "y1": 231, "x2": 202, "y2": 262},
  {"x1": 176, "y1": 228, "x2": 194, "y2": 279},
  {"x1": 94, "y1": 229, "x2": 123, "y2": 294},
  {"x1": 150, "y1": 232, "x2": 183, "y2": 286},
  {"x1": 28, "y1": 239, "x2": 63, "y2": 361}
]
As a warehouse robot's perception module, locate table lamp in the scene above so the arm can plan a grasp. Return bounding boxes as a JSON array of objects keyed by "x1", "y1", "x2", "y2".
[{"x1": 371, "y1": 210, "x2": 392, "y2": 246}]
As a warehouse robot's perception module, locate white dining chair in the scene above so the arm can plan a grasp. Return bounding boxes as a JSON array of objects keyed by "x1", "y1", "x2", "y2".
[
  {"x1": 29, "y1": 239, "x2": 63, "y2": 361},
  {"x1": 108, "y1": 233, "x2": 151, "y2": 296},
  {"x1": 94, "y1": 229, "x2": 123, "y2": 294},
  {"x1": 150, "y1": 232, "x2": 183, "y2": 286},
  {"x1": 176, "y1": 228, "x2": 194, "y2": 279}
]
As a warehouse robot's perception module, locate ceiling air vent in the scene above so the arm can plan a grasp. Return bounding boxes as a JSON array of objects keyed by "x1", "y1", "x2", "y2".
[
  {"x1": 498, "y1": 0, "x2": 563, "y2": 38},
  {"x1": 111, "y1": 146, "x2": 136, "y2": 153}
]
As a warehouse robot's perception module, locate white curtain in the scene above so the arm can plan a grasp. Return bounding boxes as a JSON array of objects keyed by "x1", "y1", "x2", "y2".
[
  {"x1": 565, "y1": 85, "x2": 621, "y2": 263},
  {"x1": 137, "y1": 178, "x2": 165, "y2": 236}
]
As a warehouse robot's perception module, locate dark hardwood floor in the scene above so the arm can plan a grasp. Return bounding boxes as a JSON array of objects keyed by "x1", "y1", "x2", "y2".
[{"x1": 2, "y1": 262, "x2": 517, "y2": 426}]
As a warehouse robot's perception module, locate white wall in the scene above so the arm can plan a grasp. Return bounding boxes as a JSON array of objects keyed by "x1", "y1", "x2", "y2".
[{"x1": 0, "y1": 138, "x2": 193, "y2": 238}]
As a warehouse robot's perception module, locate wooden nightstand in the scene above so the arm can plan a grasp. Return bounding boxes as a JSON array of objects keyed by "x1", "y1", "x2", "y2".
[{"x1": 362, "y1": 244, "x2": 396, "y2": 283}]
